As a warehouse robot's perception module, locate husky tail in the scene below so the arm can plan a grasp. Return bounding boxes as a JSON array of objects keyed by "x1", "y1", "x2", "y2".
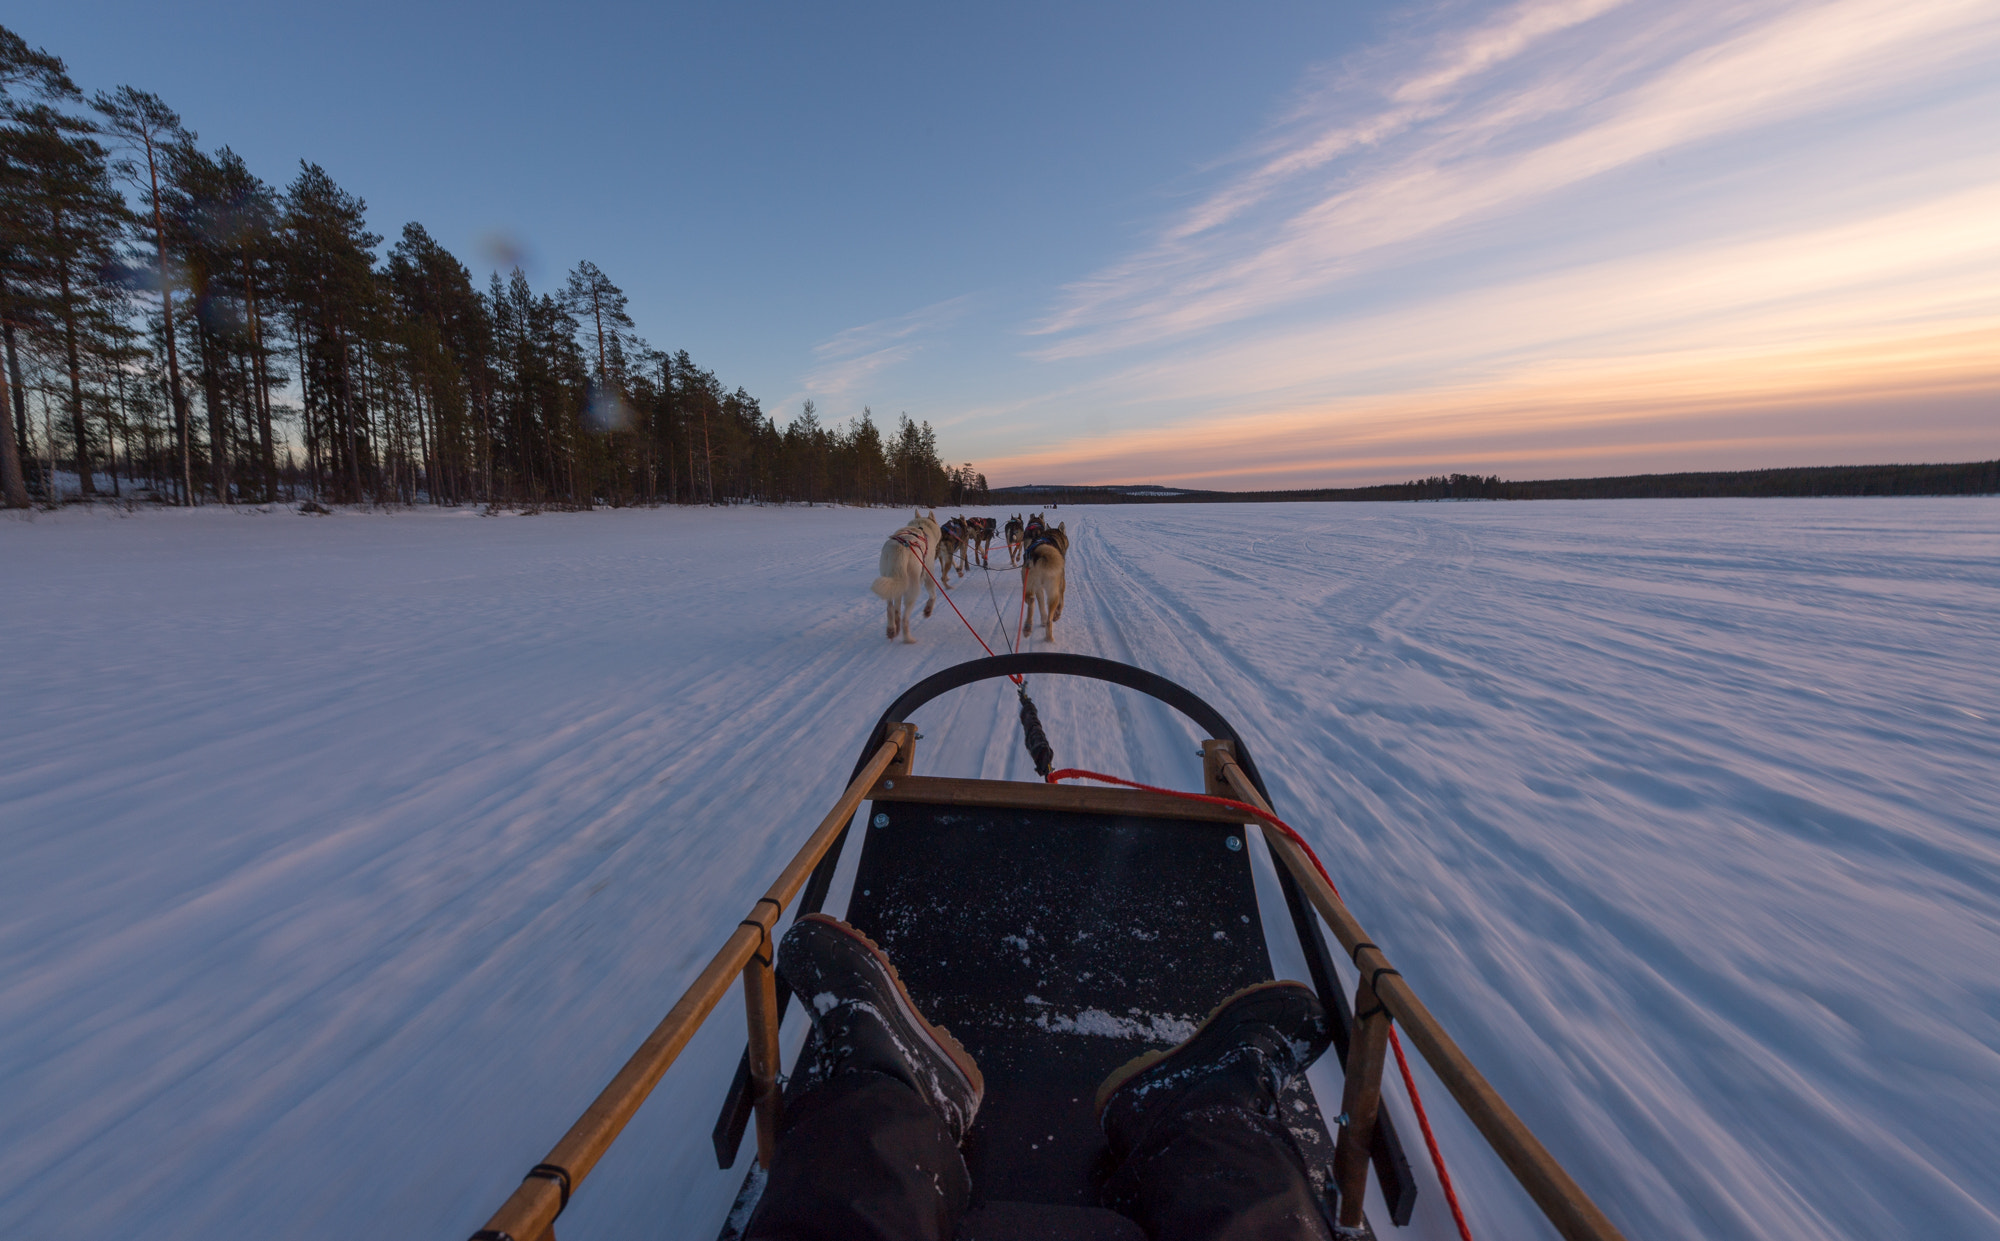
[{"x1": 873, "y1": 539, "x2": 913, "y2": 599}]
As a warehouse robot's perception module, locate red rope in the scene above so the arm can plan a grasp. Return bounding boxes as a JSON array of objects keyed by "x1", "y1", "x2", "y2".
[
  {"x1": 1391, "y1": 1011, "x2": 1473, "y2": 1241},
  {"x1": 1044, "y1": 766, "x2": 1475, "y2": 1241}
]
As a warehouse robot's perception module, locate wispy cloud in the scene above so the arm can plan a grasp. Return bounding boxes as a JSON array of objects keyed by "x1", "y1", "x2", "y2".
[
  {"x1": 1029, "y1": 0, "x2": 2000, "y2": 359},
  {"x1": 1159, "y1": 0, "x2": 1632, "y2": 246},
  {"x1": 1127, "y1": 178, "x2": 2000, "y2": 402},
  {"x1": 804, "y1": 295, "x2": 972, "y2": 402}
]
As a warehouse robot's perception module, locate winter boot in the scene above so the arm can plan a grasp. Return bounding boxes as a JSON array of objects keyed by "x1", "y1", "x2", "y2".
[
  {"x1": 777, "y1": 913, "x2": 985, "y2": 1140},
  {"x1": 1093, "y1": 981, "x2": 1337, "y2": 1241},
  {"x1": 1095, "y1": 979, "x2": 1332, "y2": 1149}
]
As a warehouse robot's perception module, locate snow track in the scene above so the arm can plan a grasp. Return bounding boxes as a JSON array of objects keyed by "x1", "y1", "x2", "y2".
[{"x1": 2, "y1": 499, "x2": 1996, "y2": 1240}]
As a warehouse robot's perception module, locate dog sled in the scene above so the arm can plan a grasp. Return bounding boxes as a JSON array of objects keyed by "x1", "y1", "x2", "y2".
[{"x1": 467, "y1": 655, "x2": 1625, "y2": 1241}]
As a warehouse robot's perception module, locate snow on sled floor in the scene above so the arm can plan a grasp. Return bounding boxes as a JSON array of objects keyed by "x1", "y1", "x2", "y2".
[{"x1": 1, "y1": 498, "x2": 1997, "y2": 1241}]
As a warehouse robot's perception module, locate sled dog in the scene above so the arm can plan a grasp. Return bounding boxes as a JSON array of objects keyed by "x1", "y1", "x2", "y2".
[
  {"x1": 872, "y1": 510, "x2": 941, "y2": 643},
  {"x1": 1004, "y1": 515, "x2": 1025, "y2": 566},
  {"x1": 1021, "y1": 520, "x2": 1069, "y2": 643},
  {"x1": 936, "y1": 517, "x2": 969, "y2": 587},
  {"x1": 967, "y1": 517, "x2": 997, "y2": 568}
]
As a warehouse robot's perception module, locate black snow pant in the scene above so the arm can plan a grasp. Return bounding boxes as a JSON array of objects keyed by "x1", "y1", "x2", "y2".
[{"x1": 743, "y1": 1070, "x2": 1333, "y2": 1241}]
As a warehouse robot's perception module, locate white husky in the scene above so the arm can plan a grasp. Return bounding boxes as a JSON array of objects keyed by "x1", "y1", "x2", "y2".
[{"x1": 871, "y1": 510, "x2": 942, "y2": 643}]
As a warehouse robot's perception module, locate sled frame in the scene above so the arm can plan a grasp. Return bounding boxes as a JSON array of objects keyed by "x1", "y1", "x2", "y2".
[{"x1": 467, "y1": 655, "x2": 1626, "y2": 1241}]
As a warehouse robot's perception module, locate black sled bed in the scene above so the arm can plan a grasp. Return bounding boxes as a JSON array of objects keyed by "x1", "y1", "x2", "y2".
[{"x1": 466, "y1": 656, "x2": 1628, "y2": 1241}]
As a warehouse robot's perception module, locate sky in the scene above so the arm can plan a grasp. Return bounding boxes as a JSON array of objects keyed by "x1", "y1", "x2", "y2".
[{"x1": 20, "y1": 0, "x2": 1999, "y2": 488}]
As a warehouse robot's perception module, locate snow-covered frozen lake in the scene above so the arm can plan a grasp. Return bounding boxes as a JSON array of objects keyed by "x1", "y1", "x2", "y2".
[{"x1": 3, "y1": 499, "x2": 1996, "y2": 1241}]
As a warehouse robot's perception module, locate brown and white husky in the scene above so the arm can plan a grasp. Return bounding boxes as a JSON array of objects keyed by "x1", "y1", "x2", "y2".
[
  {"x1": 967, "y1": 517, "x2": 997, "y2": 567},
  {"x1": 871, "y1": 509, "x2": 941, "y2": 643},
  {"x1": 936, "y1": 517, "x2": 969, "y2": 587},
  {"x1": 1021, "y1": 518, "x2": 1069, "y2": 642},
  {"x1": 1003, "y1": 514, "x2": 1025, "y2": 565}
]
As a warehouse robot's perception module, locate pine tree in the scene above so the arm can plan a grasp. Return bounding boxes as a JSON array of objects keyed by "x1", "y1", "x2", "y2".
[
  {"x1": 278, "y1": 163, "x2": 380, "y2": 502},
  {"x1": 163, "y1": 141, "x2": 279, "y2": 500},
  {"x1": 0, "y1": 24, "x2": 81, "y2": 506},
  {"x1": 1, "y1": 103, "x2": 128, "y2": 498},
  {"x1": 92, "y1": 85, "x2": 192, "y2": 502},
  {"x1": 211, "y1": 149, "x2": 281, "y2": 502},
  {"x1": 386, "y1": 222, "x2": 491, "y2": 505},
  {"x1": 561, "y1": 260, "x2": 635, "y2": 392}
]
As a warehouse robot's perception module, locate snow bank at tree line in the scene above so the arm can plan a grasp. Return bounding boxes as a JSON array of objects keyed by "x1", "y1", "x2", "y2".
[{"x1": 1, "y1": 498, "x2": 1996, "y2": 1241}]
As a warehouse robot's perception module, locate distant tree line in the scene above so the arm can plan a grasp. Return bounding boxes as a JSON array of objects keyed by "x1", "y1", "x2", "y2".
[
  {"x1": 994, "y1": 461, "x2": 2000, "y2": 506},
  {"x1": 1468, "y1": 461, "x2": 1998, "y2": 501},
  {"x1": 0, "y1": 25, "x2": 986, "y2": 511}
]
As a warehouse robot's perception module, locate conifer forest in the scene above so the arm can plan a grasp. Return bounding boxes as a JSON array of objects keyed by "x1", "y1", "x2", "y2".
[{"x1": 0, "y1": 25, "x2": 987, "y2": 512}]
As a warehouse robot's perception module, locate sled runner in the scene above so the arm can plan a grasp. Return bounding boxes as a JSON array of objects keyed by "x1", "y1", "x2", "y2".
[{"x1": 467, "y1": 655, "x2": 1626, "y2": 1241}]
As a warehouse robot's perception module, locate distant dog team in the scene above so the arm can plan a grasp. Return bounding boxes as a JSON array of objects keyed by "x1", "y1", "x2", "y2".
[{"x1": 869, "y1": 509, "x2": 1068, "y2": 644}]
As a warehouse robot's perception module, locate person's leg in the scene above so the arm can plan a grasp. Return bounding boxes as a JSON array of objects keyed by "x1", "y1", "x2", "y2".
[
  {"x1": 1096, "y1": 981, "x2": 1336, "y2": 1241},
  {"x1": 744, "y1": 915, "x2": 984, "y2": 1241},
  {"x1": 745, "y1": 1070, "x2": 968, "y2": 1241}
]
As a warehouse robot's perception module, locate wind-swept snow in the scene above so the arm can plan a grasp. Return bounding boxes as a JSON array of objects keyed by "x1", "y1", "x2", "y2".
[{"x1": 2, "y1": 499, "x2": 1996, "y2": 1240}]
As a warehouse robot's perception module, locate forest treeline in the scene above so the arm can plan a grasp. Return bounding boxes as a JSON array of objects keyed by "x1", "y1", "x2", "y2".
[
  {"x1": 995, "y1": 461, "x2": 2000, "y2": 505},
  {"x1": 0, "y1": 25, "x2": 987, "y2": 511}
]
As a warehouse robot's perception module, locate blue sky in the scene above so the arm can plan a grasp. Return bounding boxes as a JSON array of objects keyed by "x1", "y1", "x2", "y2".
[{"x1": 22, "y1": 0, "x2": 1999, "y2": 486}]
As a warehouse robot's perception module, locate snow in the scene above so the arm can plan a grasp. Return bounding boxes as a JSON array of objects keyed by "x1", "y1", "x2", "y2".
[
  {"x1": 3, "y1": 498, "x2": 1997, "y2": 1241},
  {"x1": 1030, "y1": 1007, "x2": 1200, "y2": 1043}
]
